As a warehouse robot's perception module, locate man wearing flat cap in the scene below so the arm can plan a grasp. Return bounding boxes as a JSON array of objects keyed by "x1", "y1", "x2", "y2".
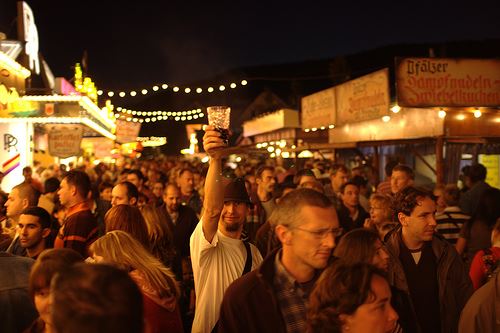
[{"x1": 190, "y1": 125, "x2": 263, "y2": 333}]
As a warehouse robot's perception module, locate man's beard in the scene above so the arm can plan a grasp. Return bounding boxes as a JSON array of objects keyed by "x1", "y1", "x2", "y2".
[{"x1": 224, "y1": 219, "x2": 243, "y2": 232}]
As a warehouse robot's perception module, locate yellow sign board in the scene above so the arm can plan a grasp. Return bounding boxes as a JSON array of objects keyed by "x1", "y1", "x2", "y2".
[{"x1": 479, "y1": 154, "x2": 500, "y2": 189}]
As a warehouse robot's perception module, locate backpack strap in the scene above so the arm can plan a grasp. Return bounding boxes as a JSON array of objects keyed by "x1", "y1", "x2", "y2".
[{"x1": 242, "y1": 241, "x2": 252, "y2": 275}]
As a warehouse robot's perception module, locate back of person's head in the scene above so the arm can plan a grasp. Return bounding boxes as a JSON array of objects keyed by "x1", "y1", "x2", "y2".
[
  {"x1": 385, "y1": 160, "x2": 399, "y2": 177},
  {"x1": 334, "y1": 229, "x2": 380, "y2": 265},
  {"x1": 307, "y1": 261, "x2": 392, "y2": 333},
  {"x1": 21, "y1": 206, "x2": 51, "y2": 229},
  {"x1": 44, "y1": 177, "x2": 60, "y2": 194},
  {"x1": 351, "y1": 175, "x2": 367, "y2": 189},
  {"x1": 51, "y1": 263, "x2": 143, "y2": 333},
  {"x1": 63, "y1": 170, "x2": 91, "y2": 199},
  {"x1": 29, "y1": 248, "x2": 83, "y2": 298},
  {"x1": 392, "y1": 186, "x2": 434, "y2": 218},
  {"x1": 269, "y1": 188, "x2": 334, "y2": 229},
  {"x1": 119, "y1": 181, "x2": 139, "y2": 201},
  {"x1": 474, "y1": 187, "x2": 500, "y2": 226},
  {"x1": 468, "y1": 163, "x2": 487, "y2": 183},
  {"x1": 293, "y1": 168, "x2": 316, "y2": 185},
  {"x1": 392, "y1": 164, "x2": 415, "y2": 180},
  {"x1": 442, "y1": 184, "x2": 461, "y2": 207},
  {"x1": 104, "y1": 205, "x2": 149, "y2": 248},
  {"x1": 90, "y1": 230, "x2": 179, "y2": 299},
  {"x1": 139, "y1": 204, "x2": 173, "y2": 243}
]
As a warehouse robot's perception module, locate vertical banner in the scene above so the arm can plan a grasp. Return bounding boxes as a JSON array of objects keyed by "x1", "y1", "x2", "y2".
[{"x1": 0, "y1": 122, "x2": 31, "y2": 192}]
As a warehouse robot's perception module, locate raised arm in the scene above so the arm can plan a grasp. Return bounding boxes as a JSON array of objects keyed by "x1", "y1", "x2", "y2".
[{"x1": 201, "y1": 125, "x2": 227, "y2": 242}]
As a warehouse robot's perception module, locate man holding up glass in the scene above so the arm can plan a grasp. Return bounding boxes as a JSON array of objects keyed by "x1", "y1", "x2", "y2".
[{"x1": 190, "y1": 119, "x2": 263, "y2": 333}]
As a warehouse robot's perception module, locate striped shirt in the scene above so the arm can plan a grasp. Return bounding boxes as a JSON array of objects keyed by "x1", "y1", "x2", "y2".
[
  {"x1": 435, "y1": 206, "x2": 470, "y2": 244},
  {"x1": 273, "y1": 251, "x2": 317, "y2": 333}
]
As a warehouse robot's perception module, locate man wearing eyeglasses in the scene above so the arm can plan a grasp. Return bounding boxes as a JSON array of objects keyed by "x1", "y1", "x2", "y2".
[{"x1": 217, "y1": 188, "x2": 340, "y2": 333}]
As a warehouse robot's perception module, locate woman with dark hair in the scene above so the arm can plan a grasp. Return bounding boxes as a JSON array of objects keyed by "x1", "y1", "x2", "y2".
[
  {"x1": 334, "y1": 228, "x2": 390, "y2": 271},
  {"x1": 104, "y1": 204, "x2": 150, "y2": 250},
  {"x1": 307, "y1": 261, "x2": 398, "y2": 333},
  {"x1": 456, "y1": 187, "x2": 500, "y2": 268},
  {"x1": 25, "y1": 248, "x2": 83, "y2": 333}
]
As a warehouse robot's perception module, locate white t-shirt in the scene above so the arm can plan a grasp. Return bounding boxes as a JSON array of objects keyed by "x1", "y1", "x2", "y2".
[{"x1": 190, "y1": 220, "x2": 263, "y2": 333}]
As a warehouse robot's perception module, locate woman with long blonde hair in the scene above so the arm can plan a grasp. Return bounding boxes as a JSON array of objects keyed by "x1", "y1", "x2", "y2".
[{"x1": 90, "y1": 230, "x2": 183, "y2": 333}]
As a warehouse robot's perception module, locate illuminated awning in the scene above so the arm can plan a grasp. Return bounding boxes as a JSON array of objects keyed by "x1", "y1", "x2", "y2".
[{"x1": 0, "y1": 116, "x2": 116, "y2": 140}]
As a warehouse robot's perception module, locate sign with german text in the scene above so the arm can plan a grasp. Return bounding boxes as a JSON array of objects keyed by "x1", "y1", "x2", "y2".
[
  {"x1": 396, "y1": 58, "x2": 500, "y2": 107},
  {"x1": 336, "y1": 69, "x2": 390, "y2": 125},
  {"x1": 115, "y1": 119, "x2": 141, "y2": 144},
  {"x1": 48, "y1": 124, "x2": 83, "y2": 158},
  {"x1": 301, "y1": 87, "x2": 336, "y2": 129}
]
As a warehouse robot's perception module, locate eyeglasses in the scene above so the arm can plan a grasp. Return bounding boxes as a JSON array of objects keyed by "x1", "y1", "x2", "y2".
[{"x1": 293, "y1": 227, "x2": 344, "y2": 239}]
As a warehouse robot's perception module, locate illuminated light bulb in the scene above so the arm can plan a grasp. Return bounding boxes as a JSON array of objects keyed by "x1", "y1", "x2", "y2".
[
  {"x1": 151, "y1": 117, "x2": 157, "y2": 122},
  {"x1": 131, "y1": 111, "x2": 136, "y2": 115},
  {"x1": 270, "y1": 153, "x2": 276, "y2": 158},
  {"x1": 261, "y1": 142, "x2": 268, "y2": 147},
  {"x1": 320, "y1": 126, "x2": 325, "y2": 130},
  {"x1": 127, "y1": 110, "x2": 132, "y2": 114},
  {"x1": 161, "y1": 84, "x2": 168, "y2": 89},
  {"x1": 114, "y1": 113, "x2": 120, "y2": 118},
  {"x1": 187, "y1": 116, "x2": 192, "y2": 120},
  {"x1": 456, "y1": 114, "x2": 466, "y2": 121},
  {"x1": 267, "y1": 146, "x2": 275, "y2": 152},
  {"x1": 291, "y1": 145, "x2": 296, "y2": 149},
  {"x1": 117, "y1": 107, "x2": 122, "y2": 111},
  {"x1": 186, "y1": 110, "x2": 192, "y2": 115},
  {"x1": 152, "y1": 86, "x2": 159, "y2": 91},
  {"x1": 97, "y1": 90, "x2": 103, "y2": 95},
  {"x1": 241, "y1": 80, "x2": 248, "y2": 85},
  {"x1": 382, "y1": 116, "x2": 391, "y2": 122},
  {"x1": 137, "y1": 111, "x2": 143, "y2": 116},
  {"x1": 119, "y1": 92, "x2": 125, "y2": 97},
  {"x1": 270, "y1": 141, "x2": 275, "y2": 145},
  {"x1": 391, "y1": 105, "x2": 401, "y2": 113},
  {"x1": 181, "y1": 116, "x2": 186, "y2": 121},
  {"x1": 162, "y1": 112, "x2": 167, "y2": 116},
  {"x1": 196, "y1": 88, "x2": 202, "y2": 93},
  {"x1": 279, "y1": 141, "x2": 286, "y2": 148},
  {"x1": 108, "y1": 91, "x2": 114, "y2": 97},
  {"x1": 235, "y1": 156, "x2": 242, "y2": 162},
  {"x1": 166, "y1": 112, "x2": 172, "y2": 116},
  {"x1": 193, "y1": 114, "x2": 198, "y2": 119},
  {"x1": 145, "y1": 118, "x2": 151, "y2": 123},
  {"x1": 256, "y1": 143, "x2": 262, "y2": 148},
  {"x1": 276, "y1": 148, "x2": 282, "y2": 155},
  {"x1": 130, "y1": 91, "x2": 137, "y2": 96},
  {"x1": 139, "y1": 119, "x2": 144, "y2": 123},
  {"x1": 304, "y1": 128, "x2": 310, "y2": 132},
  {"x1": 141, "y1": 89, "x2": 148, "y2": 95},
  {"x1": 126, "y1": 117, "x2": 132, "y2": 121},
  {"x1": 133, "y1": 118, "x2": 138, "y2": 122},
  {"x1": 207, "y1": 87, "x2": 214, "y2": 93},
  {"x1": 157, "y1": 116, "x2": 163, "y2": 120},
  {"x1": 175, "y1": 116, "x2": 180, "y2": 121},
  {"x1": 474, "y1": 109, "x2": 482, "y2": 118},
  {"x1": 329, "y1": 124, "x2": 335, "y2": 129},
  {"x1": 173, "y1": 87, "x2": 180, "y2": 92},
  {"x1": 185, "y1": 88, "x2": 191, "y2": 93},
  {"x1": 438, "y1": 110, "x2": 447, "y2": 119},
  {"x1": 219, "y1": 85, "x2": 226, "y2": 91},
  {"x1": 282, "y1": 152, "x2": 290, "y2": 158},
  {"x1": 230, "y1": 83, "x2": 237, "y2": 88},
  {"x1": 199, "y1": 113, "x2": 204, "y2": 117},
  {"x1": 311, "y1": 127, "x2": 318, "y2": 132}
]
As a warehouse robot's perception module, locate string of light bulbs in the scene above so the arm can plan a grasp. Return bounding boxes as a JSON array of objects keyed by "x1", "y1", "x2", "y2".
[
  {"x1": 114, "y1": 107, "x2": 205, "y2": 123},
  {"x1": 97, "y1": 79, "x2": 248, "y2": 98}
]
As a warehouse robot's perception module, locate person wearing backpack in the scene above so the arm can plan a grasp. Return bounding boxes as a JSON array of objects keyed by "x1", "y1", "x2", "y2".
[{"x1": 469, "y1": 219, "x2": 500, "y2": 290}]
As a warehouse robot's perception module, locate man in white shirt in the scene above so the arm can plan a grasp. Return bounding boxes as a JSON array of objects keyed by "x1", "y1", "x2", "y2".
[{"x1": 190, "y1": 126, "x2": 263, "y2": 333}]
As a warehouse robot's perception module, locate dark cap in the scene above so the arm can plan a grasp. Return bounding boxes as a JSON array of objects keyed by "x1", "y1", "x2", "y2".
[{"x1": 223, "y1": 178, "x2": 252, "y2": 205}]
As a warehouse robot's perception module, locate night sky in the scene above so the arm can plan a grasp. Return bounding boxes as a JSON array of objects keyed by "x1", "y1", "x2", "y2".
[{"x1": 2, "y1": 0, "x2": 500, "y2": 89}]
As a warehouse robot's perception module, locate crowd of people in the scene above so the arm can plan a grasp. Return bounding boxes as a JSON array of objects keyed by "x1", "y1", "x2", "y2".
[{"x1": 0, "y1": 126, "x2": 499, "y2": 333}]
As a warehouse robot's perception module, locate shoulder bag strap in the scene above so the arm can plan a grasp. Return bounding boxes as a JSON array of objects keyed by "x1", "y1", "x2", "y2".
[{"x1": 242, "y1": 241, "x2": 252, "y2": 275}]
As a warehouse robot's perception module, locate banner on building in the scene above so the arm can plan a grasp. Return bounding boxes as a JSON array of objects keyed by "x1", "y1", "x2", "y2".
[
  {"x1": 396, "y1": 58, "x2": 500, "y2": 107},
  {"x1": 48, "y1": 124, "x2": 83, "y2": 158},
  {"x1": 301, "y1": 87, "x2": 336, "y2": 129},
  {"x1": 115, "y1": 119, "x2": 141, "y2": 144}
]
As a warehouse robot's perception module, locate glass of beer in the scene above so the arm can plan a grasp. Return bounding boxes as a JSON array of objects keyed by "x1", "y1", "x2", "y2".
[{"x1": 207, "y1": 106, "x2": 230, "y2": 145}]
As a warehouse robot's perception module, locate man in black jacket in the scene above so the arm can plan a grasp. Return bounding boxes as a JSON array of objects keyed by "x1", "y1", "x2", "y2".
[
  {"x1": 217, "y1": 188, "x2": 341, "y2": 333},
  {"x1": 385, "y1": 186, "x2": 473, "y2": 333}
]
